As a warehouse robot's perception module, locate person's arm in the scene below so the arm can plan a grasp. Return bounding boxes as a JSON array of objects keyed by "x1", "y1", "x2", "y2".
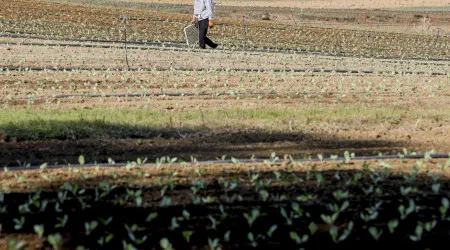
[
  {"x1": 192, "y1": 0, "x2": 201, "y2": 23},
  {"x1": 205, "y1": 0, "x2": 214, "y2": 27}
]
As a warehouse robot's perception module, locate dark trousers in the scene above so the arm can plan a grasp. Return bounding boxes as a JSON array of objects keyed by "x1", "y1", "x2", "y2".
[{"x1": 197, "y1": 19, "x2": 217, "y2": 49}]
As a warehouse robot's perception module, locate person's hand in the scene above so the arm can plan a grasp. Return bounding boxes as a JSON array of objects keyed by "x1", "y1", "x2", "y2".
[
  {"x1": 191, "y1": 17, "x2": 197, "y2": 23},
  {"x1": 209, "y1": 20, "x2": 214, "y2": 28}
]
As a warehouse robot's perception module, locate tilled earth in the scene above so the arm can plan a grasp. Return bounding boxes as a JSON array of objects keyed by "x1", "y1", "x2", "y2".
[
  {"x1": 1, "y1": 36, "x2": 450, "y2": 167},
  {"x1": 1, "y1": 160, "x2": 450, "y2": 249}
]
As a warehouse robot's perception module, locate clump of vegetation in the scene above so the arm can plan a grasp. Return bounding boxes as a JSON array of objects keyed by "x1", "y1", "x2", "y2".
[
  {"x1": 261, "y1": 12, "x2": 271, "y2": 21},
  {"x1": 0, "y1": 129, "x2": 6, "y2": 143}
]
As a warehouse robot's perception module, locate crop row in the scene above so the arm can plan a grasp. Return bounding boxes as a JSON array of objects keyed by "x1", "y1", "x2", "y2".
[
  {"x1": 1, "y1": 157, "x2": 450, "y2": 249},
  {"x1": 1, "y1": 0, "x2": 450, "y2": 59}
]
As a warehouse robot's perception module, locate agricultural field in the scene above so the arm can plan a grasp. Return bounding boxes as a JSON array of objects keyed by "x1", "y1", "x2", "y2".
[{"x1": 1, "y1": 0, "x2": 450, "y2": 249}]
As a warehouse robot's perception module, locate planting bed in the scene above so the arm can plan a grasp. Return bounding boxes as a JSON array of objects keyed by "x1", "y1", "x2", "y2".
[{"x1": 2, "y1": 159, "x2": 450, "y2": 249}]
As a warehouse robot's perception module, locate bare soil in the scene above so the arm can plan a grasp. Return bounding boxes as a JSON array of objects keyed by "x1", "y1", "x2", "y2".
[{"x1": 2, "y1": 0, "x2": 450, "y2": 249}]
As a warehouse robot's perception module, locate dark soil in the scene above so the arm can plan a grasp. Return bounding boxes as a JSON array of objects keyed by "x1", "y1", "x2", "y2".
[{"x1": 2, "y1": 163, "x2": 450, "y2": 249}]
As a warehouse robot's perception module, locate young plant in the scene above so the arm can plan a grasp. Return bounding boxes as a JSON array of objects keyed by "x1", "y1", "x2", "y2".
[
  {"x1": 388, "y1": 219, "x2": 399, "y2": 233},
  {"x1": 208, "y1": 237, "x2": 221, "y2": 250},
  {"x1": 409, "y1": 224, "x2": 423, "y2": 241},
  {"x1": 280, "y1": 207, "x2": 294, "y2": 225},
  {"x1": 125, "y1": 224, "x2": 147, "y2": 245},
  {"x1": 440, "y1": 198, "x2": 449, "y2": 220},
  {"x1": 368, "y1": 227, "x2": 383, "y2": 241},
  {"x1": 47, "y1": 233, "x2": 63, "y2": 250},
  {"x1": 84, "y1": 220, "x2": 98, "y2": 235},
  {"x1": 321, "y1": 212, "x2": 339, "y2": 225},
  {"x1": 182, "y1": 231, "x2": 193, "y2": 243},
  {"x1": 243, "y1": 209, "x2": 261, "y2": 227},
  {"x1": 160, "y1": 238, "x2": 174, "y2": 250},
  {"x1": 7, "y1": 239, "x2": 26, "y2": 250},
  {"x1": 247, "y1": 232, "x2": 263, "y2": 248},
  {"x1": 13, "y1": 216, "x2": 25, "y2": 230},
  {"x1": 55, "y1": 215, "x2": 68, "y2": 228},
  {"x1": 97, "y1": 233, "x2": 114, "y2": 246},
  {"x1": 290, "y1": 231, "x2": 309, "y2": 244},
  {"x1": 398, "y1": 199, "x2": 416, "y2": 220},
  {"x1": 34, "y1": 224, "x2": 44, "y2": 238}
]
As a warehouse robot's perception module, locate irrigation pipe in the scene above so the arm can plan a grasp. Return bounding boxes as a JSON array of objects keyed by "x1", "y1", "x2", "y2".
[
  {"x1": 2, "y1": 32, "x2": 450, "y2": 63},
  {"x1": 0, "y1": 41, "x2": 186, "y2": 52},
  {"x1": 4, "y1": 154, "x2": 450, "y2": 172},
  {"x1": 0, "y1": 32, "x2": 185, "y2": 48},
  {"x1": 19, "y1": 90, "x2": 400, "y2": 101},
  {"x1": 1, "y1": 66, "x2": 448, "y2": 76}
]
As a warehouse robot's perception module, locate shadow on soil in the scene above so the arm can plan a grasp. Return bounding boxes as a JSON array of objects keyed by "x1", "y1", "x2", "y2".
[
  {"x1": 0, "y1": 120, "x2": 404, "y2": 166},
  {"x1": 1, "y1": 168, "x2": 450, "y2": 249}
]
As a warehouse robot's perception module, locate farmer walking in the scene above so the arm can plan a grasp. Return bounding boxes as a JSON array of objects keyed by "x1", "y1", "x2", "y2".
[{"x1": 192, "y1": 0, "x2": 219, "y2": 49}]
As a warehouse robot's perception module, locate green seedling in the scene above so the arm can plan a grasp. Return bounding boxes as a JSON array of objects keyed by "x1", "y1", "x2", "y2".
[
  {"x1": 388, "y1": 220, "x2": 399, "y2": 233},
  {"x1": 125, "y1": 224, "x2": 147, "y2": 245},
  {"x1": 440, "y1": 198, "x2": 449, "y2": 220},
  {"x1": 369, "y1": 227, "x2": 383, "y2": 241},
  {"x1": 146, "y1": 212, "x2": 158, "y2": 222},
  {"x1": 34, "y1": 224, "x2": 44, "y2": 238},
  {"x1": 321, "y1": 212, "x2": 339, "y2": 225},
  {"x1": 243, "y1": 209, "x2": 260, "y2": 227},
  {"x1": 208, "y1": 237, "x2": 221, "y2": 250},
  {"x1": 98, "y1": 217, "x2": 113, "y2": 226},
  {"x1": 399, "y1": 199, "x2": 416, "y2": 220},
  {"x1": 47, "y1": 233, "x2": 62, "y2": 250},
  {"x1": 280, "y1": 207, "x2": 294, "y2": 225},
  {"x1": 182, "y1": 231, "x2": 193, "y2": 243},
  {"x1": 7, "y1": 239, "x2": 26, "y2": 250},
  {"x1": 308, "y1": 222, "x2": 318, "y2": 235},
  {"x1": 84, "y1": 220, "x2": 98, "y2": 235},
  {"x1": 290, "y1": 231, "x2": 309, "y2": 244},
  {"x1": 78, "y1": 155, "x2": 85, "y2": 165},
  {"x1": 332, "y1": 190, "x2": 349, "y2": 201},
  {"x1": 259, "y1": 189, "x2": 269, "y2": 201},
  {"x1": 338, "y1": 221, "x2": 354, "y2": 242},
  {"x1": 209, "y1": 215, "x2": 219, "y2": 230},
  {"x1": 224, "y1": 231, "x2": 231, "y2": 242},
  {"x1": 160, "y1": 238, "x2": 174, "y2": 250},
  {"x1": 97, "y1": 233, "x2": 114, "y2": 246},
  {"x1": 267, "y1": 225, "x2": 278, "y2": 238},
  {"x1": 13, "y1": 217, "x2": 25, "y2": 230},
  {"x1": 409, "y1": 224, "x2": 423, "y2": 241},
  {"x1": 160, "y1": 197, "x2": 172, "y2": 207},
  {"x1": 247, "y1": 232, "x2": 263, "y2": 248},
  {"x1": 432, "y1": 183, "x2": 440, "y2": 194}
]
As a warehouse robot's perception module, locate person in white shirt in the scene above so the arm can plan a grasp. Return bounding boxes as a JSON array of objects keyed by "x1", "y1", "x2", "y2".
[{"x1": 192, "y1": 0, "x2": 219, "y2": 49}]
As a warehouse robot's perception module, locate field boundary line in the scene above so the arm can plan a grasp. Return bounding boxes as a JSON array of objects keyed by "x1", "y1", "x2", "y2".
[
  {"x1": 17, "y1": 90, "x2": 401, "y2": 100},
  {"x1": 1, "y1": 66, "x2": 448, "y2": 76}
]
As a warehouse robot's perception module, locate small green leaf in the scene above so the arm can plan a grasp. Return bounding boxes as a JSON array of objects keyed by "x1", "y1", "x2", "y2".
[
  {"x1": 267, "y1": 225, "x2": 278, "y2": 237},
  {"x1": 34, "y1": 224, "x2": 44, "y2": 238},
  {"x1": 182, "y1": 231, "x2": 193, "y2": 242},
  {"x1": 308, "y1": 222, "x2": 318, "y2": 235},
  {"x1": 146, "y1": 212, "x2": 158, "y2": 222},
  {"x1": 388, "y1": 220, "x2": 399, "y2": 233},
  {"x1": 78, "y1": 155, "x2": 85, "y2": 165}
]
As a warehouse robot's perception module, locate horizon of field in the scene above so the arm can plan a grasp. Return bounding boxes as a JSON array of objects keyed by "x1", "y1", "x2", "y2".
[{"x1": 101, "y1": 0, "x2": 450, "y2": 9}]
